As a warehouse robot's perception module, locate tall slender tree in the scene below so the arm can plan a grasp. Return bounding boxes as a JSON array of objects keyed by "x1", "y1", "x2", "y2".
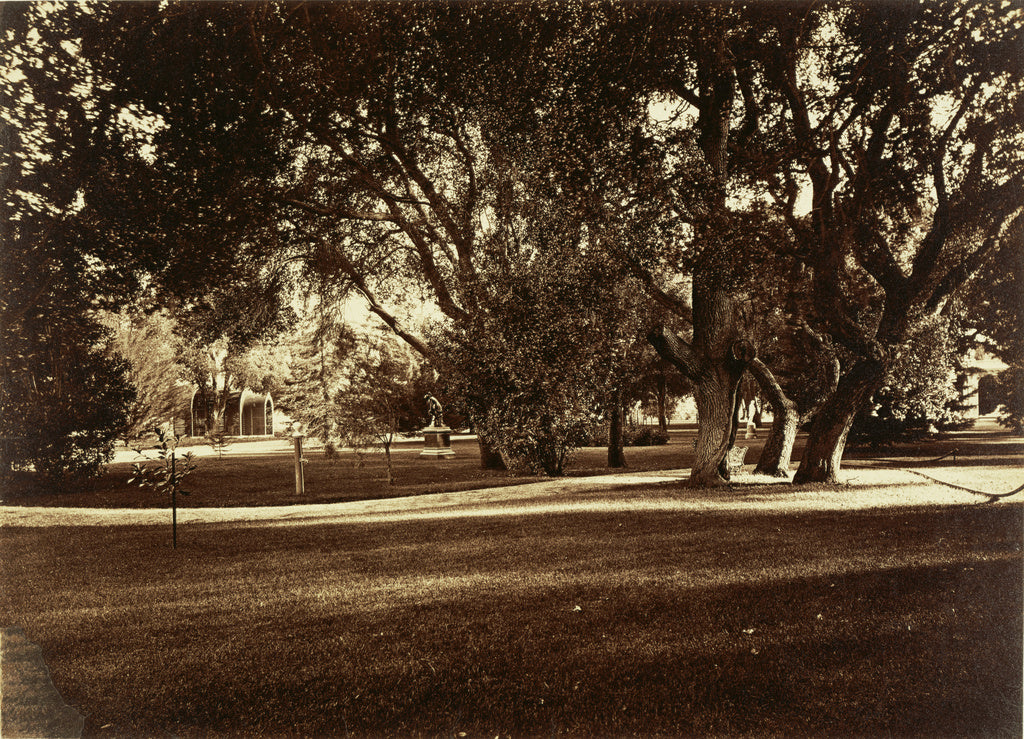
[{"x1": 103, "y1": 309, "x2": 188, "y2": 441}]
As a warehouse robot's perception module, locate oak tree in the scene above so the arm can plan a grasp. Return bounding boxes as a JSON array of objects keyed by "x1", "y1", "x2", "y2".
[{"x1": 755, "y1": 0, "x2": 1024, "y2": 481}]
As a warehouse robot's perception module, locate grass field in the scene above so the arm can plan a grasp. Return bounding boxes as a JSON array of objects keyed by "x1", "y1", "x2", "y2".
[
  {"x1": 1, "y1": 493, "x2": 1021, "y2": 735},
  {"x1": 0, "y1": 429, "x2": 768, "y2": 508},
  {"x1": 2, "y1": 424, "x2": 1022, "y2": 737}
]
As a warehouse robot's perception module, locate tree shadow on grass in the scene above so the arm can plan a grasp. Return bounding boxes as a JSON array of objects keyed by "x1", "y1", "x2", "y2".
[
  {"x1": 234, "y1": 559, "x2": 1021, "y2": 737},
  {"x1": 2, "y1": 504, "x2": 1020, "y2": 737},
  {"x1": 845, "y1": 433, "x2": 1024, "y2": 466}
]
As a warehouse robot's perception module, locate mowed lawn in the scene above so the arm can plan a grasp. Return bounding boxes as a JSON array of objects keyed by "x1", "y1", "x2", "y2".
[
  {"x1": 0, "y1": 428, "x2": 768, "y2": 508},
  {"x1": 2, "y1": 490, "x2": 1021, "y2": 737}
]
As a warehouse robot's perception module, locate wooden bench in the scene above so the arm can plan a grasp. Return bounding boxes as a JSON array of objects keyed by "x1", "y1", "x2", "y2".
[{"x1": 727, "y1": 445, "x2": 749, "y2": 473}]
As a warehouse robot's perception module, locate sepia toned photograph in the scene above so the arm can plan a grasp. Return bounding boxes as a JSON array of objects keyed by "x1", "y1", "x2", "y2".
[{"x1": 1, "y1": 1, "x2": 1021, "y2": 736}]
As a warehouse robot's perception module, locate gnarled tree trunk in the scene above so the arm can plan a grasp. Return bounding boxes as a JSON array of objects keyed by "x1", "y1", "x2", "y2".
[
  {"x1": 748, "y1": 358, "x2": 798, "y2": 477},
  {"x1": 691, "y1": 367, "x2": 738, "y2": 486},
  {"x1": 477, "y1": 434, "x2": 507, "y2": 470},
  {"x1": 793, "y1": 358, "x2": 885, "y2": 483},
  {"x1": 650, "y1": 326, "x2": 753, "y2": 487}
]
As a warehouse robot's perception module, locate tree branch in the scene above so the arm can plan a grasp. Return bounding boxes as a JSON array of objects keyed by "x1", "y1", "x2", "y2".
[
  {"x1": 648, "y1": 326, "x2": 704, "y2": 382},
  {"x1": 659, "y1": 78, "x2": 701, "y2": 111},
  {"x1": 276, "y1": 195, "x2": 399, "y2": 223},
  {"x1": 853, "y1": 225, "x2": 907, "y2": 295},
  {"x1": 927, "y1": 208, "x2": 1023, "y2": 314},
  {"x1": 313, "y1": 236, "x2": 438, "y2": 362},
  {"x1": 448, "y1": 113, "x2": 479, "y2": 238},
  {"x1": 380, "y1": 99, "x2": 476, "y2": 272}
]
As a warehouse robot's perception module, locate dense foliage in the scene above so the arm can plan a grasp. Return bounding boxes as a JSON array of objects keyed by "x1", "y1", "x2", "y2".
[
  {"x1": 5, "y1": 1, "x2": 1021, "y2": 483},
  {"x1": 433, "y1": 260, "x2": 605, "y2": 476},
  {"x1": 850, "y1": 317, "x2": 971, "y2": 445},
  {"x1": 989, "y1": 367, "x2": 1024, "y2": 434},
  {"x1": 957, "y1": 237, "x2": 1024, "y2": 434},
  {"x1": 1, "y1": 4, "x2": 136, "y2": 481},
  {"x1": 0, "y1": 307, "x2": 134, "y2": 483}
]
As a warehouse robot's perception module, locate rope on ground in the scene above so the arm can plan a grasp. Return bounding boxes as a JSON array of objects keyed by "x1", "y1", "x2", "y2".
[
  {"x1": 855, "y1": 448, "x2": 960, "y2": 466},
  {"x1": 846, "y1": 458, "x2": 1024, "y2": 503}
]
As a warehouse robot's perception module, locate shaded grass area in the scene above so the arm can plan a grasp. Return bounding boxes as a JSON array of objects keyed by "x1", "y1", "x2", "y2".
[
  {"x1": 844, "y1": 430, "x2": 1024, "y2": 466},
  {"x1": 0, "y1": 431, "x2": 774, "y2": 508},
  {"x1": 2, "y1": 499, "x2": 1020, "y2": 737}
]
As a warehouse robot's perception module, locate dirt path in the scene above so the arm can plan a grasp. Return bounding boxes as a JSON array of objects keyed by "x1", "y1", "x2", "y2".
[{"x1": 2, "y1": 464, "x2": 1021, "y2": 529}]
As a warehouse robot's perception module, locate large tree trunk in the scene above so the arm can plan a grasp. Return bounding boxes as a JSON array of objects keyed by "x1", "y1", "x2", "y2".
[
  {"x1": 477, "y1": 434, "x2": 507, "y2": 470},
  {"x1": 691, "y1": 378, "x2": 730, "y2": 485},
  {"x1": 691, "y1": 366, "x2": 742, "y2": 486},
  {"x1": 649, "y1": 327, "x2": 753, "y2": 487},
  {"x1": 748, "y1": 358, "x2": 798, "y2": 477},
  {"x1": 716, "y1": 381, "x2": 744, "y2": 481},
  {"x1": 607, "y1": 387, "x2": 626, "y2": 468},
  {"x1": 633, "y1": 28, "x2": 754, "y2": 487},
  {"x1": 794, "y1": 358, "x2": 885, "y2": 483},
  {"x1": 690, "y1": 270, "x2": 755, "y2": 486}
]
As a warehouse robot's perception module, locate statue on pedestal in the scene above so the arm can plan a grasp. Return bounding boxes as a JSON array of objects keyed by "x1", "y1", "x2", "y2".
[
  {"x1": 421, "y1": 393, "x2": 454, "y2": 458},
  {"x1": 425, "y1": 393, "x2": 444, "y2": 428}
]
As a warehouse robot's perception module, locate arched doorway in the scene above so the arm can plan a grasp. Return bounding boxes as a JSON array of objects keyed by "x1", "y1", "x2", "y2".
[
  {"x1": 978, "y1": 374, "x2": 1000, "y2": 415},
  {"x1": 239, "y1": 391, "x2": 274, "y2": 436},
  {"x1": 264, "y1": 396, "x2": 274, "y2": 435}
]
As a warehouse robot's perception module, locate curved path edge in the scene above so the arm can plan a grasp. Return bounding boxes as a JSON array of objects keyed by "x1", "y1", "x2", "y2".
[{"x1": 2, "y1": 465, "x2": 1021, "y2": 529}]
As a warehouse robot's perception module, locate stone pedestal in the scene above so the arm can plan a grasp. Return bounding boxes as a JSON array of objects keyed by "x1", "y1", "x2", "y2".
[{"x1": 420, "y1": 426, "x2": 455, "y2": 458}]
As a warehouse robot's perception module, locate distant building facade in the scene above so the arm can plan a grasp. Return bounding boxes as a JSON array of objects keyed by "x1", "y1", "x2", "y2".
[
  {"x1": 171, "y1": 387, "x2": 275, "y2": 437},
  {"x1": 958, "y1": 341, "x2": 1008, "y2": 417}
]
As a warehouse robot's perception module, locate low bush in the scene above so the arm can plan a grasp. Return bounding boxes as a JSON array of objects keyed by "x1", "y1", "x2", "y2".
[
  {"x1": 577, "y1": 424, "x2": 670, "y2": 447},
  {"x1": 627, "y1": 426, "x2": 671, "y2": 446}
]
